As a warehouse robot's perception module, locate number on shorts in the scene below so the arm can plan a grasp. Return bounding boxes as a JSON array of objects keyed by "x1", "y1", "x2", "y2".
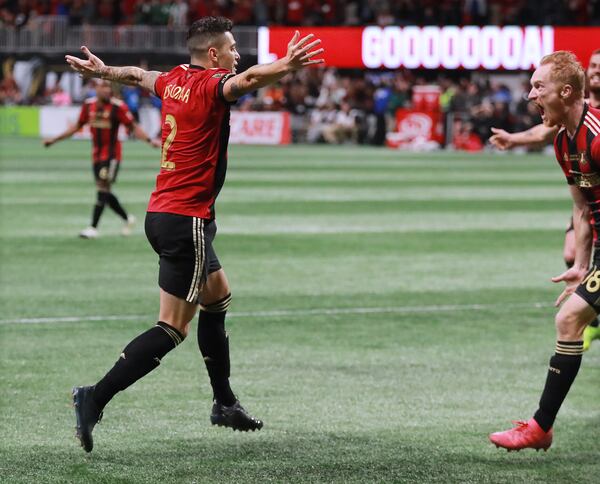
[
  {"x1": 161, "y1": 114, "x2": 177, "y2": 170},
  {"x1": 583, "y1": 266, "x2": 600, "y2": 293}
]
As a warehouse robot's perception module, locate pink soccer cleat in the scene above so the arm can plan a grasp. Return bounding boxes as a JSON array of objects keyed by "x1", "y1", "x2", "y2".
[{"x1": 489, "y1": 418, "x2": 553, "y2": 452}]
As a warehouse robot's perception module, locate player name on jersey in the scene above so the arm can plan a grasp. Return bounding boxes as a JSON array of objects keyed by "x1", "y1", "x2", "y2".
[{"x1": 163, "y1": 84, "x2": 191, "y2": 103}]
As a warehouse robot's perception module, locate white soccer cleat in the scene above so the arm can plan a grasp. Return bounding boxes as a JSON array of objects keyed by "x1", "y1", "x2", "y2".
[
  {"x1": 121, "y1": 214, "x2": 136, "y2": 236},
  {"x1": 79, "y1": 227, "x2": 99, "y2": 239}
]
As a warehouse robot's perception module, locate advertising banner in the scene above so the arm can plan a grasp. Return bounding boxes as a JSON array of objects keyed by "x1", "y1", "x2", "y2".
[
  {"x1": 229, "y1": 111, "x2": 291, "y2": 145},
  {"x1": 386, "y1": 109, "x2": 444, "y2": 149},
  {"x1": 259, "y1": 26, "x2": 600, "y2": 70},
  {"x1": 0, "y1": 106, "x2": 39, "y2": 137},
  {"x1": 39, "y1": 107, "x2": 290, "y2": 145}
]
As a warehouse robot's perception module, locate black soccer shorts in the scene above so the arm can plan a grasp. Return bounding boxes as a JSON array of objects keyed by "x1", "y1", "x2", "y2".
[
  {"x1": 145, "y1": 212, "x2": 222, "y2": 304},
  {"x1": 93, "y1": 159, "x2": 120, "y2": 183},
  {"x1": 575, "y1": 261, "x2": 600, "y2": 313}
]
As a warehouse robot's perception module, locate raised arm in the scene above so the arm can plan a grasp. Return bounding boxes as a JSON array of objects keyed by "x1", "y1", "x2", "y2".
[
  {"x1": 222, "y1": 31, "x2": 324, "y2": 102},
  {"x1": 66, "y1": 47, "x2": 162, "y2": 95},
  {"x1": 489, "y1": 124, "x2": 559, "y2": 150}
]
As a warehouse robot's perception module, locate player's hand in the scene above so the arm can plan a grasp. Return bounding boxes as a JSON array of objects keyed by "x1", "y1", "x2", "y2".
[
  {"x1": 65, "y1": 46, "x2": 106, "y2": 79},
  {"x1": 489, "y1": 127, "x2": 514, "y2": 150},
  {"x1": 285, "y1": 31, "x2": 325, "y2": 71},
  {"x1": 150, "y1": 138, "x2": 161, "y2": 148},
  {"x1": 43, "y1": 138, "x2": 54, "y2": 148},
  {"x1": 551, "y1": 267, "x2": 588, "y2": 306}
]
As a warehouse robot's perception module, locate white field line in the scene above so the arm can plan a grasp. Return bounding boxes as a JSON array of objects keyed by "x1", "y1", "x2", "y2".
[{"x1": 0, "y1": 301, "x2": 552, "y2": 325}]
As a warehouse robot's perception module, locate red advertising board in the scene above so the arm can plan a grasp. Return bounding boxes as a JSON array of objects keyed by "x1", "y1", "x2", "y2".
[
  {"x1": 386, "y1": 109, "x2": 444, "y2": 149},
  {"x1": 258, "y1": 26, "x2": 600, "y2": 70}
]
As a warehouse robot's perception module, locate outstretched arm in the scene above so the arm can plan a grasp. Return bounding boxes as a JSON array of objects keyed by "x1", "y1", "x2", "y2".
[
  {"x1": 222, "y1": 31, "x2": 324, "y2": 102},
  {"x1": 43, "y1": 122, "x2": 83, "y2": 147},
  {"x1": 489, "y1": 124, "x2": 558, "y2": 150},
  {"x1": 131, "y1": 123, "x2": 161, "y2": 148},
  {"x1": 66, "y1": 47, "x2": 162, "y2": 95}
]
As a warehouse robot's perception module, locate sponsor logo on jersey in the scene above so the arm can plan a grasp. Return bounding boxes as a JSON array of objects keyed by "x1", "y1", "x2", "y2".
[{"x1": 570, "y1": 170, "x2": 600, "y2": 188}]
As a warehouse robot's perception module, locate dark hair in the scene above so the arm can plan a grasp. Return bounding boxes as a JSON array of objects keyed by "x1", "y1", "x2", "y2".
[{"x1": 187, "y1": 17, "x2": 233, "y2": 57}]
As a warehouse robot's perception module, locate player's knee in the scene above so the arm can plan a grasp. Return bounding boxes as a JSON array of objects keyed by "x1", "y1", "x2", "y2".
[
  {"x1": 96, "y1": 181, "x2": 110, "y2": 192},
  {"x1": 200, "y1": 293, "x2": 232, "y2": 313},
  {"x1": 168, "y1": 320, "x2": 190, "y2": 338},
  {"x1": 555, "y1": 309, "x2": 586, "y2": 340},
  {"x1": 96, "y1": 191, "x2": 110, "y2": 206}
]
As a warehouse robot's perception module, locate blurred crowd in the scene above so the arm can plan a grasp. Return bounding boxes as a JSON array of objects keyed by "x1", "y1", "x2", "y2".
[
  {"x1": 1, "y1": 56, "x2": 539, "y2": 151},
  {"x1": 239, "y1": 67, "x2": 538, "y2": 149},
  {"x1": 2, "y1": 0, "x2": 600, "y2": 28}
]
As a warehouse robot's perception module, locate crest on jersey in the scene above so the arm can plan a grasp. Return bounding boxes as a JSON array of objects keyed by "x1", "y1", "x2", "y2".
[{"x1": 212, "y1": 73, "x2": 225, "y2": 78}]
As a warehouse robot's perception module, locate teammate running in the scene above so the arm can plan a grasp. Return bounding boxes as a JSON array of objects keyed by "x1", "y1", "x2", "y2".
[
  {"x1": 44, "y1": 80, "x2": 159, "y2": 238},
  {"x1": 489, "y1": 49, "x2": 600, "y2": 351},
  {"x1": 490, "y1": 51, "x2": 598, "y2": 451}
]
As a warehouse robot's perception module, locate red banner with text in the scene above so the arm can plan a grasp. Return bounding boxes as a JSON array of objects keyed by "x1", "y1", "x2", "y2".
[{"x1": 258, "y1": 26, "x2": 600, "y2": 70}]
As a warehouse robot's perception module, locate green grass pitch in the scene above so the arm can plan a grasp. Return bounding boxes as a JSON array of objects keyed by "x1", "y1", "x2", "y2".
[{"x1": 0, "y1": 136, "x2": 598, "y2": 483}]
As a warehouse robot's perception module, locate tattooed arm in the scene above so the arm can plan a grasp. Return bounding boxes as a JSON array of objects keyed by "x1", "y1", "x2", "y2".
[
  {"x1": 66, "y1": 46, "x2": 161, "y2": 95},
  {"x1": 222, "y1": 31, "x2": 324, "y2": 102}
]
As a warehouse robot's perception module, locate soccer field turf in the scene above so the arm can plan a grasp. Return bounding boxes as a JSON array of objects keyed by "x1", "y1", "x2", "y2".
[{"x1": 0, "y1": 137, "x2": 598, "y2": 483}]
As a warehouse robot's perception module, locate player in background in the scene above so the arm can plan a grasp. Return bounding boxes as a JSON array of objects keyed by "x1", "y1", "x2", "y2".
[
  {"x1": 490, "y1": 51, "x2": 598, "y2": 451},
  {"x1": 65, "y1": 17, "x2": 324, "y2": 452},
  {"x1": 44, "y1": 80, "x2": 160, "y2": 239},
  {"x1": 489, "y1": 49, "x2": 600, "y2": 352}
]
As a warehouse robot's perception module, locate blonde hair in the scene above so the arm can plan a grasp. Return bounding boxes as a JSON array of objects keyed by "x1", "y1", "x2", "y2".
[{"x1": 539, "y1": 50, "x2": 585, "y2": 97}]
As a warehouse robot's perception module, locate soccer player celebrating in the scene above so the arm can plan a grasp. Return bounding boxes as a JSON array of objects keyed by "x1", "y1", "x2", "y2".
[
  {"x1": 44, "y1": 80, "x2": 159, "y2": 239},
  {"x1": 490, "y1": 51, "x2": 598, "y2": 451},
  {"x1": 489, "y1": 49, "x2": 600, "y2": 352},
  {"x1": 65, "y1": 17, "x2": 324, "y2": 452}
]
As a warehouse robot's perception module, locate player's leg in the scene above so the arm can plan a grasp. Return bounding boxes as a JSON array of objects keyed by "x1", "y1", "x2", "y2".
[
  {"x1": 197, "y1": 220, "x2": 262, "y2": 431},
  {"x1": 73, "y1": 290, "x2": 194, "y2": 452},
  {"x1": 101, "y1": 160, "x2": 136, "y2": 235},
  {"x1": 533, "y1": 294, "x2": 592, "y2": 429},
  {"x1": 198, "y1": 268, "x2": 235, "y2": 405},
  {"x1": 583, "y1": 317, "x2": 600, "y2": 351},
  {"x1": 489, "y1": 292, "x2": 593, "y2": 451},
  {"x1": 79, "y1": 163, "x2": 111, "y2": 238},
  {"x1": 564, "y1": 219, "x2": 600, "y2": 349},
  {"x1": 72, "y1": 212, "x2": 199, "y2": 452}
]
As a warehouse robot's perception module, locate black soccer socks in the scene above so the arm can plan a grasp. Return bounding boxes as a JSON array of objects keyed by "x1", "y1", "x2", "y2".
[
  {"x1": 106, "y1": 192, "x2": 128, "y2": 220},
  {"x1": 93, "y1": 321, "x2": 184, "y2": 410},
  {"x1": 533, "y1": 341, "x2": 583, "y2": 432},
  {"x1": 91, "y1": 191, "x2": 109, "y2": 228},
  {"x1": 198, "y1": 294, "x2": 236, "y2": 406}
]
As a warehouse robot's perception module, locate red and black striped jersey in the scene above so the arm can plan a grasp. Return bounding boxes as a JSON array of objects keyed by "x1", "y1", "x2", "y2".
[
  {"x1": 147, "y1": 64, "x2": 234, "y2": 220},
  {"x1": 77, "y1": 97, "x2": 135, "y2": 163},
  {"x1": 554, "y1": 104, "x2": 600, "y2": 246}
]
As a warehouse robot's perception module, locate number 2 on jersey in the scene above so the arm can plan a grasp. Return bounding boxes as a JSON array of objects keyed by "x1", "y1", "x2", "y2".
[{"x1": 161, "y1": 114, "x2": 177, "y2": 170}]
